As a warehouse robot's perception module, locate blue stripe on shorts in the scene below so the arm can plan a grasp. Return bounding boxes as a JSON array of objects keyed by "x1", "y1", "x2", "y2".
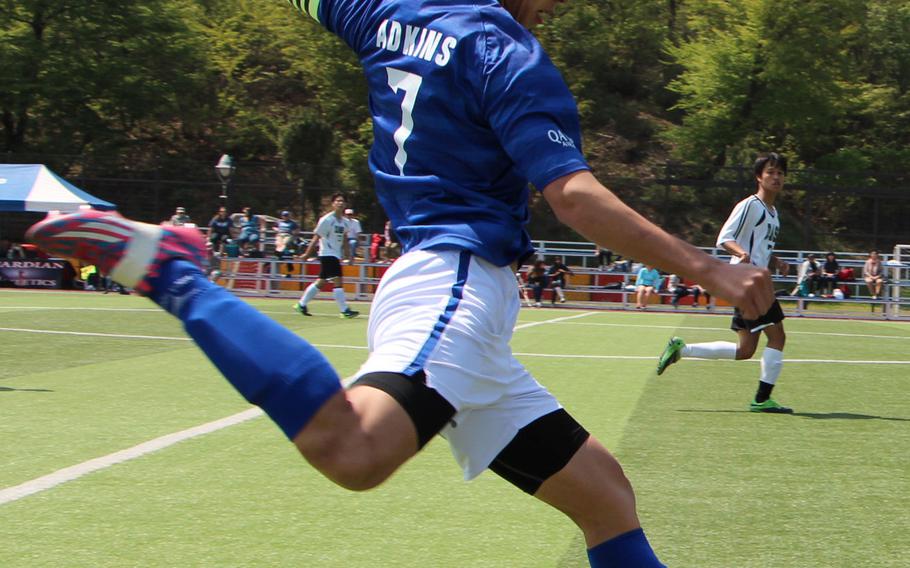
[{"x1": 404, "y1": 250, "x2": 471, "y2": 375}]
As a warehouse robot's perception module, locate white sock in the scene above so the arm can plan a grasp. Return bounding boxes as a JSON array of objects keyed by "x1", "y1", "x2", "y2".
[
  {"x1": 682, "y1": 341, "x2": 737, "y2": 360},
  {"x1": 332, "y1": 287, "x2": 349, "y2": 311},
  {"x1": 554, "y1": 286, "x2": 564, "y2": 300},
  {"x1": 760, "y1": 347, "x2": 784, "y2": 385},
  {"x1": 299, "y1": 283, "x2": 320, "y2": 307}
]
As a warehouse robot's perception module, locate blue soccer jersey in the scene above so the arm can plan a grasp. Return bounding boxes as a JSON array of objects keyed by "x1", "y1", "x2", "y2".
[{"x1": 289, "y1": 0, "x2": 590, "y2": 266}]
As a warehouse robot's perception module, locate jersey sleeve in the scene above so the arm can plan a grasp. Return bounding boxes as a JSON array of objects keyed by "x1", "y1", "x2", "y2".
[
  {"x1": 716, "y1": 198, "x2": 756, "y2": 248},
  {"x1": 313, "y1": 215, "x2": 333, "y2": 239},
  {"x1": 479, "y1": 23, "x2": 590, "y2": 190}
]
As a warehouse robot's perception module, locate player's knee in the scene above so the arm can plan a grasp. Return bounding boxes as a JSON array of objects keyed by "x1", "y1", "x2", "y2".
[
  {"x1": 736, "y1": 344, "x2": 757, "y2": 359},
  {"x1": 325, "y1": 456, "x2": 392, "y2": 492},
  {"x1": 297, "y1": 436, "x2": 392, "y2": 491}
]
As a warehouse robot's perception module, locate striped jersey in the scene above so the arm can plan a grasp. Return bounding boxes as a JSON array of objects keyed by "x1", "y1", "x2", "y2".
[
  {"x1": 313, "y1": 212, "x2": 350, "y2": 258},
  {"x1": 286, "y1": 0, "x2": 590, "y2": 266},
  {"x1": 716, "y1": 194, "x2": 780, "y2": 268}
]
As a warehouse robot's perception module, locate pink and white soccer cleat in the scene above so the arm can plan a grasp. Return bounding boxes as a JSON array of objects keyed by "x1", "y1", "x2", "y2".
[{"x1": 26, "y1": 209, "x2": 207, "y2": 294}]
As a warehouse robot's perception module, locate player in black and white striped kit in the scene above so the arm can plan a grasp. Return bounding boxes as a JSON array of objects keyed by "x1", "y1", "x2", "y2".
[{"x1": 657, "y1": 153, "x2": 793, "y2": 413}]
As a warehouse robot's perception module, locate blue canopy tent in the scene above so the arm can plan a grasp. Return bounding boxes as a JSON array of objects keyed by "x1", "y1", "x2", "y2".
[{"x1": 0, "y1": 164, "x2": 115, "y2": 212}]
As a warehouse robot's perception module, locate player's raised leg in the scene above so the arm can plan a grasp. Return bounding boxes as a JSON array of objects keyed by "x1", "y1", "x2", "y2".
[
  {"x1": 26, "y1": 210, "x2": 419, "y2": 488},
  {"x1": 656, "y1": 336, "x2": 739, "y2": 376}
]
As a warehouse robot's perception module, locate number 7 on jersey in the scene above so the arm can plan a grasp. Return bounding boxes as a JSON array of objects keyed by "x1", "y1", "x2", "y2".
[{"x1": 386, "y1": 67, "x2": 423, "y2": 175}]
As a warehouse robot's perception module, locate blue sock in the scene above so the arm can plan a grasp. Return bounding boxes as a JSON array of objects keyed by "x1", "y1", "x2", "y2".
[
  {"x1": 148, "y1": 260, "x2": 342, "y2": 439},
  {"x1": 587, "y1": 528, "x2": 665, "y2": 568}
]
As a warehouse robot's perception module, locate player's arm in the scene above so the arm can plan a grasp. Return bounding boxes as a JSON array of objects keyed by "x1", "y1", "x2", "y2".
[
  {"x1": 301, "y1": 233, "x2": 320, "y2": 259},
  {"x1": 720, "y1": 240, "x2": 751, "y2": 265},
  {"x1": 543, "y1": 170, "x2": 773, "y2": 319},
  {"x1": 303, "y1": 217, "x2": 331, "y2": 259},
  {"x1": 716, "y1": 199, "x2": 753, "y2": 264}
]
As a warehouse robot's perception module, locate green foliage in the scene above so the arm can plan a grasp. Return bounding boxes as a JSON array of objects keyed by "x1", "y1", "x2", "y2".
[
  {"x1": 665, "y1": 0, "x2": 910, "y2": 174},
  {"x1": 3, "y1": 0, "x2": 910, "y2": 247},
  {"x1": 540, "y1": 0, "x2": 667, "y2": 144},
  {"x1": 279, "y1": 112, "x2": 338, "y2": 219},
  {"x1": 0, "y1": 0, "x2": 214, "y2": 157}
]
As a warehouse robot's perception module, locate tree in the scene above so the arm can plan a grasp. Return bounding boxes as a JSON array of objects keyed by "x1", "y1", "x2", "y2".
[
  {"x1": 279, "y1": 112, "x2": 337, "y2": 223},
  {"x1": 664, "y1": 0, "x2": 862, "y2": 168},
  {"x1": 0, "y1": 0, "x2": 215, "y2": 160}
]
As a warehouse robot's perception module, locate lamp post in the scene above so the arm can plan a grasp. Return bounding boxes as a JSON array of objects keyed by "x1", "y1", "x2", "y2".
[{"x1": 214, "y1": 154, "x2": 235, "y2": 209}]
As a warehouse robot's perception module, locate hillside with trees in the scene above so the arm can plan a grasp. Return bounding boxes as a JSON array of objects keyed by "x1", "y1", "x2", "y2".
[{"x1": 3, "y1": 0, "x2": 909, "y2": 249}]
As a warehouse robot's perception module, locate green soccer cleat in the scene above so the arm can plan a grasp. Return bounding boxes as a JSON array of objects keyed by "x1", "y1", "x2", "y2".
[
  {"x1": 749, "y1": 398, "x2": 794, "y2": 414},
  {"x1": 341, "y1": 308, "x2": 360, "y2": 319},
  {"x1": 294, "y1": 303, "x2": 311, "y2": 316},
  {"x1": 656, "y1": 336, "x2": 685, "y2": 376}
]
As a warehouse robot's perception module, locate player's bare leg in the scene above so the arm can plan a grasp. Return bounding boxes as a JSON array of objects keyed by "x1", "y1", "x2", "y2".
[
  {"x1": 292, "y1": 386, "x2": 419, "y2": 490},
  {"x1": 534, "y1": 437, "x2": 663, "y2": 565},
  {"x1": 734, "y1": 328, "x2": 760, "y2": 359},
  {"x1": 534, "y1": 437, "x2": 639, "y2": 545}
]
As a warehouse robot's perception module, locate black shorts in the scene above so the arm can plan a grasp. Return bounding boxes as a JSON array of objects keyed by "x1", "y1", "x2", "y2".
[
  {"x1": 731, "y1": 300, "x2": 785, "y2": 333},
  {"x1": 318, "y1": 256, "x2": 342, "y2": 279},
  {"x1": 351, "y1": 372, "x2": 589, "y2": 494}
]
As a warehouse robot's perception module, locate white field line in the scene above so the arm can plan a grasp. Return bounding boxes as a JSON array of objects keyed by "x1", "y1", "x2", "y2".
[
  {"x1": 3, "y1": 310, "x2": 909, "y2": 505},
  {"x1": 0, "y1": 311, "x2": 598, "y2": 506},
  {"x1": 5, "y1": 303, "x2": 907, "y2": 341},
  {"x1": 0, "y1": 306, "x2": 160, "y2": 312},
  {"x1": 0, "y1": 311, "x2": 600, "y2": 343},
  {"x1": 0, "y1": 408, "x2": 263, "y2": 506},
  {"x1": 514, "y1": 310, "x2": 599, "y2": 330},
  {"x1": 1, "y1": 323, "x2": 908, "y2": 364},
  {"x1": 511, "y1": 352, "x2": 910, "y2": 364},
  {"x1": 0, "y1": 327, "x2": 193, "y2": 341},
  {"x1": 555, "y1": 321, "x2": 910, "y2": 341}
]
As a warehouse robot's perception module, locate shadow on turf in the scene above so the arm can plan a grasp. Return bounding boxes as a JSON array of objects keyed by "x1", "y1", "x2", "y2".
[
  {"x1": 676, "y1": 409, "x2": 910, "y2": 422},
  {"x1": 0, "y1": 386, "x2": 54, "y2": 393}
]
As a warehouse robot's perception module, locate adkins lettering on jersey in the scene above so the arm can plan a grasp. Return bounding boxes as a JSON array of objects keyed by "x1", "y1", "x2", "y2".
[{"x1": 376, "y1": 19, "x2": 458, "y2": 66}]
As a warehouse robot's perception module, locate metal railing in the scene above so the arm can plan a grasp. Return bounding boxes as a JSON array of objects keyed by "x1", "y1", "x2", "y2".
[{"x1": 211, "y1": 242, "x2": 910, "y2": 321}]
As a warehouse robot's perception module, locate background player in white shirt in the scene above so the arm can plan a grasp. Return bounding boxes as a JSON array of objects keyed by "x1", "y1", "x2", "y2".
[
  {"x1": 295, "y1": 193, "x2": 359, "y2": 318},
  {"x1": 657, "y1": 153, "x2": 793, "y2": 413}
]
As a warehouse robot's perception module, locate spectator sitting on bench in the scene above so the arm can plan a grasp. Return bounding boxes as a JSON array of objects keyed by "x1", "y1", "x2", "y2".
[
  {"x1": 863, "y1": 250, "x2": 885, "y2": 299},
  {"x1": 819, "y1": 252, "x2": 840, "y2": 295},
  {"x1": 791, "y1": 253, "x2": 820, "y2": 296},
  {"x1": 547, "y1": 256, "x2": 573, "y2": 305},
  {"x1": 169, "y1": 206, "x2": 192, "y2": 227},
  {"x1": 634, "y1": 264, "x2": 661, "y2": 310},
  {"x1": 274, "y1": 210, "x2": 300, "y2": 260},
  {"x1": 666, "y1": 274, "x2": 710, "y2": 309},
  {"x1": 525, "y1": 259, "x2": 549, "y2": 307},
  {"x1": 208, "y1": 207, "x2": 233, "y2": 256},
  {"x1": 234, "y1": 206, "x2": 265, "y2": 257}
]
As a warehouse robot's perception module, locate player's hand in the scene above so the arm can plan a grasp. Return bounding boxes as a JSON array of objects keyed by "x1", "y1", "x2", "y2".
[
  {"x1": 738, "y1": 252, "x2": 751, "y2": 265},
  {"x1": 703, "y1": 262, "x2": 774, "y2": 320}
]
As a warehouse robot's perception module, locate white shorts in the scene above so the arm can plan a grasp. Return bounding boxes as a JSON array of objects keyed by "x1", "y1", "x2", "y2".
[{"x1": 352, "y1": 249, "x2": 561, "y2": 479}]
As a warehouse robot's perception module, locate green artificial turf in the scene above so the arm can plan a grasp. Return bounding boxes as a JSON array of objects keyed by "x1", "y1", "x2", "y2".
[{"x1": 1, "y1": 290, "x2": 908, "y2": 567}]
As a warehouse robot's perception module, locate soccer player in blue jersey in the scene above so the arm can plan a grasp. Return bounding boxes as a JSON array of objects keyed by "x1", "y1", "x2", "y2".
[{"x1": 28, "y1": 1, "x2": 776, "y2": 566}]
